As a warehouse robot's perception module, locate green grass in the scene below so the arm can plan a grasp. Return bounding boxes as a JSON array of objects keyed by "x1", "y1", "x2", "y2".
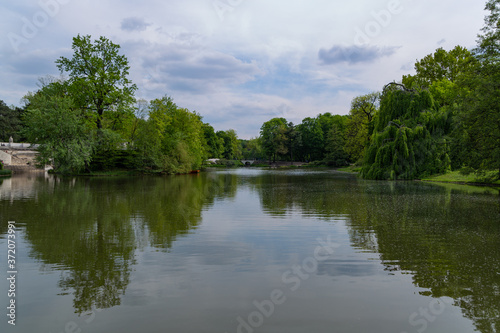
[
  {"x1": 422, "y1": 170, "x2": 500, "y2": 186},
  {"x1": 424, "y1": 180, "x2": 499, "y2": 195}
]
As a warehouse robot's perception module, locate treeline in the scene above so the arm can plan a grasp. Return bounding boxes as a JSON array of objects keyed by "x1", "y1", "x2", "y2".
[
  {"x1": 1, "y1": 35, "x2": 246, "y2": 174},
  {"x1": 249, "y1": 91, "x2": 381, "y2": 167},
  {"x1": 246, "y1": 113, "x2": 349, "y2": 166},
  {"x1": 254, "y1": 0, "x2": 500, "y2": 180}
]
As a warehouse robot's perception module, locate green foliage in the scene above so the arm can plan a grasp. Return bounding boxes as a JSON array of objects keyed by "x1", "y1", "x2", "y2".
[
  {"x1": 56, "y1": 34, "x2": 137, "y2": 129},
  {"x1": 216, "y1": 129, "x2": 242, "y2": 160},
  {"x1": 402, "y1": 46, "x2": 475, "y2": 89},
  {"x1": 296, "y1": 117, "x2": 323, "y2": 161},
  {"x1": 257, "y1": 114, "x2": 349, "y2": 163},
  {"x1": 260, "y1": 118, "x2": 290, "y2": 161},
  {"x1": 22, "y1": 92, "x2": 95, "y2": 173},
  {"x1": 0, "y1": 100, "x2": 25, "y2": 142},
  {"x1": 202, "y1": 123, "x2": 224, "y2": 159},
  {"x1": 241, "y1": 137, "x2": 265, "y2": 160},
  {"x1": 90, "y1": 149, "x2": 141, "y2": 172},
  {"x1": 210, "y1": 159, "x2": 244, "y2": 167},
  {"x1": 362, "y1": 86, "x2": 452, "y2": 180},
  {"x1": 134, "y1": 96, "x2": 205, "y2": 174},
  {"x1": 477, "y1": 0, "x2": 500, "y2": 60},
  {"x1": 345, "y1": 92, "x2": 379, "y2": 162},
  {"x1": 323, "y1": 125, "x2": 349, "y2": 167},
  {"x1": 454, "y1": 61, "x2": 500, "y2": 178}
]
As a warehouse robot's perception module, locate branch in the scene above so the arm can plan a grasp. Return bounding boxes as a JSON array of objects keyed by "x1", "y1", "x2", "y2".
[{"x1": 383, "y1": 82, "x2": 415, "y2": 93}]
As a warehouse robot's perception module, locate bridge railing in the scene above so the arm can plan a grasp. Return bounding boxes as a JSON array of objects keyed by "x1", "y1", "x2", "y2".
[{"x1": 0, "y1": 142, "x2": 40, "y2": 149}]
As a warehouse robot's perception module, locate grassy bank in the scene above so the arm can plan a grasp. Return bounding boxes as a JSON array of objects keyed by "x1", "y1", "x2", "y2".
[{"x1": 422, "y1": 170, "x2": 500, "y2": 186}]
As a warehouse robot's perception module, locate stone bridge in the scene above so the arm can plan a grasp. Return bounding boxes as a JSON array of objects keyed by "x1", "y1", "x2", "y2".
[{"x1": 0, "y1": 142, "x2": 49, "y2": 172}]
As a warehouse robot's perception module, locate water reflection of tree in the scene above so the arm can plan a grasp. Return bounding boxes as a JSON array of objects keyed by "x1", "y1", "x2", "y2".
[
  {"x1": 254, "y1": 173, "x2": 500, "y2": 333},
  {"x1": 350, "y1": 183, "x2": 500, "y2": 333},
  {"x1": 137, "y1": 172, "x2": 238, "y2": 248},
  {"x1": 0, "y1": 172, "x2": 235, "y2": 314}
]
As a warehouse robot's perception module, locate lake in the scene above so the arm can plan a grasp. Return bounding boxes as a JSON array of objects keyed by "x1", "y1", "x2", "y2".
[{"x1": 1, "y1": 168, "x2": 499, "y2": 333}]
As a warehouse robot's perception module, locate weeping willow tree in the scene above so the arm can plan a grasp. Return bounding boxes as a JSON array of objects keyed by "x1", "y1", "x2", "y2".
[{"x1": 361, "y1": 83, "x2": 452, "y2": 180}]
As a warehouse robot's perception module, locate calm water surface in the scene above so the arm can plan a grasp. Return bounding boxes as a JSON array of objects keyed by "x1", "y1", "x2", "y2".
[{"x1": 0, "y1": 169, "x2": 499, "y2": 333}]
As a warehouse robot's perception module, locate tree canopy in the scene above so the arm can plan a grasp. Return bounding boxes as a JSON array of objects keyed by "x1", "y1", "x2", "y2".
[{"x1": 56, "y1": 34, "x2": 137, "y2": 129}]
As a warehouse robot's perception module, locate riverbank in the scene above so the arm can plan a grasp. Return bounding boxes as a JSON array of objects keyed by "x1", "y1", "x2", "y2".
[
  {"x1": 421, "y1": 170, "x2": 500, "y2": 187},
  {"x1": 335, "y1": 166, "x2": 500, "y2": 188}
]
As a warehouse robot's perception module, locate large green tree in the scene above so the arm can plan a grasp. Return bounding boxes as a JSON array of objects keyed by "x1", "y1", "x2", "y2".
[
  {"x1": 202, "y1": 123, "x2": 224, "y2": 159},
  {"x1": 345, "y1": 92, "x2": 379, "y2": 162},
  {"x1": 56, "y1": 35, "x2": 137, "y2": 129},
  {"x1": 0, "y1": 100, "x2": 25, "y2": 142},
  {"x1": 477, "y1": 0, "x2": 500, "y2": 60},
  {"x1": 296, "y1": 117, "x2": 323, "y2": 161},
  {"x1": 135, "y1": 96, "x2": 205, "y2": 173},
  {"x1": 402, "y1": 46, "x2": 476, "y2": 90},
  {"x1": 260, "y1": 118, "x2": 289, "y2": 162},
  {"x1": 456, "y1": 63, "x2": 500, "y2": 177},
  {"x1": 362, "y1": 83, "x2": 452, "y2": 180},
  {"x1": 324, "y1": 125, "x2": 349, "y2": 167},
  {"x1": 216, "y1": 129, "x2": 242, "y2": 160},
  {"x1": 22, "y1": 87, "x2": 95, "y2": 173},
  {"x1": 454, "y1": 1, "x2": 500, "y2": 178}
]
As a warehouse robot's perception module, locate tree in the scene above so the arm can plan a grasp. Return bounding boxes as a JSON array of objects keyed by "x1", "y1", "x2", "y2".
[
  {"x1": 241, "y1": 137, "x2": 264, "y2": 160},
  {"x1": 456, "y1": 64, "x2": 500, "y2": 177},
  {"x1": 324, "y1": 125, "x2": 349, "y2": 167},
  {"x1": 476, "y1": 0, "x2": 500, "y2": 60},
  {"x1": 135, "y1": 96, "x2": 205, "y2": 173},
  {"x1": 286, "y1": 122, "x2": 300, "y2": 161},
  {"x1": 362, "y1": 84, "x2": 451, "y2": 180},
  {"x1": 216, "y1": 129, "x2": 241, "y2": 160},
  {"x1": 260, "y1": 118, "x2": 289, "y2": 162},
  {"x1": 127, "y1": 98, "x2": 149, "y2": 144},
  {"x1": 296, "y1": 117, "x2": 323, "y2": 161},
  {"x1": 402, "y1": 46, "x2": 476, "y2": 90},
  {"x1": 202, "y1": 123, "x2": 224, "y2": 159},
  {"x1": 56, "y1": 35, "x2": 137, "y2": 129},
  {"x1": 454, "y1": 0, "x2": 500, "y2": 178},
  {"x1": 0, "y1": 101, "x2": 25, "y2": 142},
  {"x1": 22, "y1": 89, "x2": 95, "y2": 173},
  {"x1": 345, "y1": 92, "x2": 379, "y2": 162}
]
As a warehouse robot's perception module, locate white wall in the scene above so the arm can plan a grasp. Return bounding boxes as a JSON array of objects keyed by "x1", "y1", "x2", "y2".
[{"x1": 0, "y1": 150, "x2": 12, "y2": 165}]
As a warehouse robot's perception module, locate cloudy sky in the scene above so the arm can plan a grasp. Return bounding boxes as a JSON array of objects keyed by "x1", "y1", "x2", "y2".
[{"x1": 0, "y1": 0, "x2": 487, "y2": 138}]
